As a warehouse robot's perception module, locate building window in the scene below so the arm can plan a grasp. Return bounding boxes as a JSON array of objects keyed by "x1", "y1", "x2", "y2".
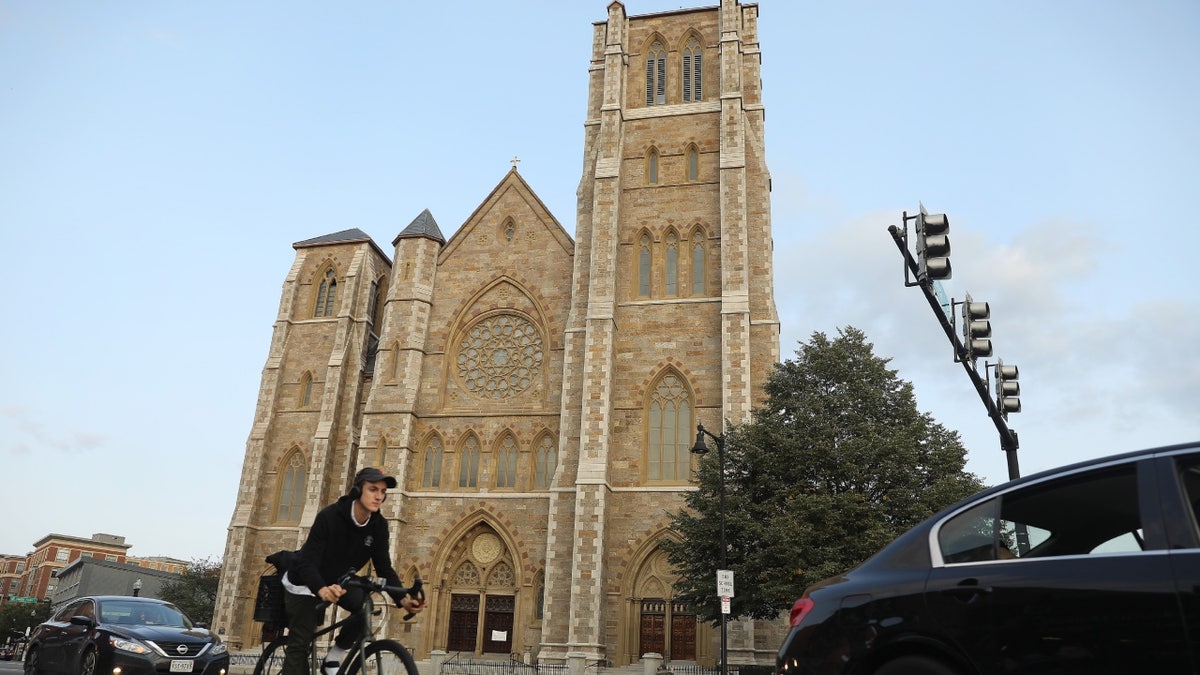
[
  {"x1": 665, "y1": 232, "x2": 679, "y2": 296},
  {"x1": 495, "y1": 434, "x2": 518, "y2": 489},
  {"x1": 691, "y1": 228, "x2": 706, "y2": 296},
  {"x1": 638, "y1": 234, "x2": 652, "y2": 298},
  {"x1": 368, "y1": 278, "x2": 386, "y2": 334},
  {"x1": 647, "y1": 372, "x2": 693, "y2": 483},
  {"x1": 276, "y1": 450, "x2": 306, "y2": 523},
  {"x1": 315, "y1": 267, "x2": 337, "y2": 317},
  {"x1": 534, "y1": 435, "x2": 557, "y2": 490},
  {"x1": 55, "y1": 549, "x2": 69, "y2": 563},
  {"x1": 682, "y1": 38, "x2": 703, "y2": 102},
  {"x1": 686, "y1": 145, "x2": 699, "y2": 182},
  {"x1": 422, "y1": 437, "x2": 444, "y2": 488},
  {"x1": 299, "y1": 372, "x2": 314, "y2": 408},
  {"x1": 455, "y1": 314, "x2": 545, "y2": 401},
  {"x1": 647, "y1": 147, "x2": 659, "y2": 185},
  {"x1": 458, "y1": 436, "x2": 480, "y2": 488},
  {"x1": 104, "y1": 555, "x2": 117, "y2": 562},
  {"x1": 645, "y1": 41, "x2": 666, "y2": 105}
]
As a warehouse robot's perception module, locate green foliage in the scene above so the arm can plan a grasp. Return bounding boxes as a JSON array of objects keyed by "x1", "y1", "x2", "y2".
[
  {"x1": 160, "y1": 558, "x2": 222, "y2": 626},
  {"x1": 664, "y1": 327, "x2": 986, "y2": 624},
  {"x1": 0, "y1": 601, "x2": 50, "y2": 643}
]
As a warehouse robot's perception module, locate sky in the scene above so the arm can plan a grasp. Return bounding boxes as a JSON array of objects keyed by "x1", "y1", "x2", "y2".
[{"x1": 1, "y1": 1, "x2": 1198, "y2": 562}]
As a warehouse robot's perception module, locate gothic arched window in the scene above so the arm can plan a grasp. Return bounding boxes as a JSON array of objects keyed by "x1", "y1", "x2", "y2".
[
  {"x1": 276, "y1": 450, "x2": 306, "y2": 523},
  {"x1": 645, "y1": 42, "x2": 666, "y2": 105},
  {"x1": 683, "y1": 37, "x2": 703, "y2": 102},
  {"x1": 638, "y1": 233, "x2": 652, "y2": 298},
  {"x1": 422, "y1": 436, "x2": 444, "y2": 488},
  {"x1": 647, "y1": 372, "x2": 693, "y2": 483},
  {"x1": 691, "y1": 227, "x2": 707, "y2": 296},
  {"x1": 315, "y1": 267, "x2": 337, "y2": 317},
  {"x1": 534, "y1": 434, "x2": 557, "y2": 490},
  {"x1": 665, "y1": 232, "x2": 679, "y2": 296},
  {"x1": 495, "y1": 433, "x2": 518, "y2": 489},
  {"x1": 459, "y1": 436, "x2": 480, "y2": 488}
]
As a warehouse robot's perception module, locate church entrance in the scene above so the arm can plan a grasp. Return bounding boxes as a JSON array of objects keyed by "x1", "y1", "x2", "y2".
[
  {"x1": 639, "y1": 599, "x2": 695, "y2": 661},
  {"x1": 442, "y1": 527, "x2": 519, "y2": 655}
]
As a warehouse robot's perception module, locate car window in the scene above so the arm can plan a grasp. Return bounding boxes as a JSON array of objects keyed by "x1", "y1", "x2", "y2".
[
  {"x1": 1179, "y1": 455, "x2": 1200, "y2": 537},
  {"x1": 938, "y1": 462, "x2": 1144, "y2": 563},
  {"x1": 75, "y1": 600, "x2": 95, "y2": 620},
  {"x1": 53, "y1": 601, "x2": 82, "y2": 622}
]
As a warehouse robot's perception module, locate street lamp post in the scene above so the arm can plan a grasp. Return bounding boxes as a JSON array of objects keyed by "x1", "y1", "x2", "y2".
[{"x1": 691, "y1": 423, "x2": 727, "y2": 675}]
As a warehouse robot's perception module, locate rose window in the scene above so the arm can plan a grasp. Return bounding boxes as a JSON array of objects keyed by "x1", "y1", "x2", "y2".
[{"x1": 456, "y1": 315, "x2": 544, "y2": 399}]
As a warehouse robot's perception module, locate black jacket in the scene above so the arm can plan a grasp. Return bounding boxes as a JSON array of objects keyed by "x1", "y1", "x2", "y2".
[{"x1": 289, "y1": 495, "x2": 402, "y2": 599}]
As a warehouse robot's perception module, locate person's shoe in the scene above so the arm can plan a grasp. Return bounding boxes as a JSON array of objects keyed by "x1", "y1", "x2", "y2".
[{"x1": 322, "y1": 661, "x2": 340, "y2": 675}]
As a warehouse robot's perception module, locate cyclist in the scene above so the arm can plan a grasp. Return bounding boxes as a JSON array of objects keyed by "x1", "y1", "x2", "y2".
[{"x1": 280, "y1": 467, "x2": 424, "y2": 675}]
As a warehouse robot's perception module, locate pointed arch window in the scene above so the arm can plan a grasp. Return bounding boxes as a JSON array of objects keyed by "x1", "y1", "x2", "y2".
[
  {"x1": 534, "y1": 435, "x2": 557, "y2": 489},
  {"x1": 459, "y1": 436, "x2": 480, "y2": 488},
  {"x1": 683, "y1": 37, "x2": 703, "y2": 102},
  {"x1": 686, "y1": 145, "x2": 699, "y2": 182},
  {"x1": 276, "y1": 451, "x2": 306, "y2": 523},
  {"x1": 647, "y1": 147, "x2": 659, "y2": 185},
  {"x1": 645, "y1": 41, "x2": 666, "y2": 106},
  {"x1": 495, "y1": 434, "x2": 518, "y2": 489},
  {"x1": 691, "y1": 229, "x2": 706, "y2": 296},
  {"x1": 300, "y1": 372, "x2": 314, "y2": 408},
  {"x1": 647, "y1": 373, "x2": 693, "y2": 483},
  {"x1": 665, "y1": 232, "x2": 679, "y2": 296},
  {"x1": 368, "y1": 278, "x2": 386, "y2": 334},
  {"x1": 315, "y1": 267, "x2": 337, "y2": 317},
  {"x1": 422, "y1": 437, "x2": 444, "y2": 488},
  {"x1": 638, "y1": 234, "x2": 652, "y2": 298}
]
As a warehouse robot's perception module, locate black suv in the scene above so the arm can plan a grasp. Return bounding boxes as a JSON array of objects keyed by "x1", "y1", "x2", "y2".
[{"x1": 777, "y1": 442, "x2": 1200, "y2": 674}]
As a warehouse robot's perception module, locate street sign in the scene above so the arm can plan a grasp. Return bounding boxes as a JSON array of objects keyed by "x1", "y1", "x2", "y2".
[
  {"x1": 7, "y1": 596, "x2": 38, "y2": 603},
  {"x1": 721, "y1": 596, "x2": 731, "y2": 615},
  {"x1": 716, "y1": 569, "x2": 734, "y2": 598}
]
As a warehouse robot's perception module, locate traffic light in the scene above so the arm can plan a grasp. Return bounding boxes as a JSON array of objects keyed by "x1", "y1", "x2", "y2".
[
  {"x1": 915, "y1": 209, "x2": 951, "y2": 280},
  {"x1": 961, "y1": 293, "x2": 992, "y2": 361},
  {"x1": 995, "y1": 359, "x2": 1021, "y2": 414}
]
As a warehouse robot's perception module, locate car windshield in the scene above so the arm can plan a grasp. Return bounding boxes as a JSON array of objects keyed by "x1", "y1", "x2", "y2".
[{"x1": 100, "y1": 601, "x2": 192, "y2": 628}]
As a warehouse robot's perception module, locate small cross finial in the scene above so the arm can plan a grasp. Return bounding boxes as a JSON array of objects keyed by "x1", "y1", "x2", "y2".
[{"x1": 510, "y1": 155, "x2": 520, "y2": 169}]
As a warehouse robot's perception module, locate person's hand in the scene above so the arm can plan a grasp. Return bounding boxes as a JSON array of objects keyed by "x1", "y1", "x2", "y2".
[
  {"x1": 318, "y1": 584, "x2": 346, "y2": 603},
  {"x1": 399, "y1": 594, "x2": 424, "y2": 615}
]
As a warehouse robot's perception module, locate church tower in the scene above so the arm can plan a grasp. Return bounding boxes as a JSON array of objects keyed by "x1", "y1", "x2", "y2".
[{"x1": 213, "y1": 1, "x2": 778, "y2": 667}]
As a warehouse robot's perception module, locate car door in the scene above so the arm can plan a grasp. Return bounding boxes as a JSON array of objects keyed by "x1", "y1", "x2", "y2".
[
  {"x1": 37, "y1": 600, "x2": 84, "y2": 672},
  {"x1": 59, "y1": 599, "x2": 97, "y2": 672},
  {"x1": 1157, "y1": 449, "x2": 1200, "y2": 672},
  {"x1": 924, "y1": 457, "x2": 1191, "y2": 674}
]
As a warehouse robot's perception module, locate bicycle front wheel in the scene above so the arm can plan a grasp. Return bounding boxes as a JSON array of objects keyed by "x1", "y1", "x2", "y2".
[
  {"x1": 252, "y1": 639, "x2": 289, "y2": 675},
  {"x1": 343, "y1": 640, "x2": 418, "y2": 675}
]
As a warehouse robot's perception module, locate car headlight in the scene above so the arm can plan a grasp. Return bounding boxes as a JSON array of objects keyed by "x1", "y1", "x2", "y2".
[
  {"x1": 110, "y1": 636, "x2": 153, "y2": 655},
  {"x1": 209, "y1": 643, "x2": 228, "y2": 656}
]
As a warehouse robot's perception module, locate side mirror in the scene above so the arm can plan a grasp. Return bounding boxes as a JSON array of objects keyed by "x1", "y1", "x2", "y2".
[{"x1": 69, "y1": 616, "x2": 92, "y2": 628}]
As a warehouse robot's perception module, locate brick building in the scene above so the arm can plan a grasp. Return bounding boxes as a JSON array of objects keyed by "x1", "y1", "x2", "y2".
[{"x1": 214, "y1": 0, "x2": 780, "y2": 666}]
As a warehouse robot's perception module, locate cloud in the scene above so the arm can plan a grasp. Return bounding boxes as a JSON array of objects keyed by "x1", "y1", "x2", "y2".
[{"x1": 1, "y1": 406, "x2": 107, "y2": 455}]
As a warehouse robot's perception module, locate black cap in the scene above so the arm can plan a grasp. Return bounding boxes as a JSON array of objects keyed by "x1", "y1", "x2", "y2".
[{"x1": 354, "y1": 467, "x2": 397, "y2": 489}]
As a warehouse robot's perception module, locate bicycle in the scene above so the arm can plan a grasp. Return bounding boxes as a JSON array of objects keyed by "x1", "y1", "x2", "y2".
[{"x1": 253, "y1": 572, "x2": 423, "y2": 675}]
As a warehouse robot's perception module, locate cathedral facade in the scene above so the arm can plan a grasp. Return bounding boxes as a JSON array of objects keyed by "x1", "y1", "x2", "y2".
[{"x1": 213, "y1": 0, "x2": 781, "y2": 666}]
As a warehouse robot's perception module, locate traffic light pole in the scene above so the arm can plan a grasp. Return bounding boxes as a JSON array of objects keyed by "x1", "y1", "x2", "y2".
[{"x1": 889, "y1": 224, "x2": 1021, "y2": 480}]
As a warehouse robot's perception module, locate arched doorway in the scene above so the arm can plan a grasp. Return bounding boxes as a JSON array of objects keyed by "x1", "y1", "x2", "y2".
[
  {"x1": 443, "y1": 527, "x2": 518, "y2": 655},
  {"x1": 632, "y1": 547, "x2": 696, "y2": 661}
]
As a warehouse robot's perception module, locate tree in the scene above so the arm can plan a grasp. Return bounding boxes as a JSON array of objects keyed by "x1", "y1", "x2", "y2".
[
  {"x1": 0, "y1": 601, "x2": 50, "y2": 644},
  {"x1": 664, "y1": 327, "x2": 986, "y2": 623},
  {"x1": 160, "y1": 558, "x2": 222, "y2": 626}
]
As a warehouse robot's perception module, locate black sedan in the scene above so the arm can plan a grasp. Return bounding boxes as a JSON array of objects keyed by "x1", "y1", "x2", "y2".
[
  {"x1": 777, "y1": 442, "x2": 1200, "y2": 674},
  {"x1": 24, "y1": 596, "x2": 228, "y2": 675}
]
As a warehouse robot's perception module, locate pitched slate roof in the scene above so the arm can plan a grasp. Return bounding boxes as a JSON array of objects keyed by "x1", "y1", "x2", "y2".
[
  {"x1": 393, "y1": 208, "x2": 445, "y2": 246},
  {"x1": 292, "y1": 228, "x2": 373, "y2": 249}
]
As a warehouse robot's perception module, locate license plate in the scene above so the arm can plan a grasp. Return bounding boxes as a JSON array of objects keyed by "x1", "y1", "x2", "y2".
[{"x1": 170, "y1": 660, "x2": 194, "y2": 672}]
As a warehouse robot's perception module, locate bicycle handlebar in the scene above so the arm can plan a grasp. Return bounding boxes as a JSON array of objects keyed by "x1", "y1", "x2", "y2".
[{"x1": 320, "y1": 571, "x2": 426, "y2": 620}]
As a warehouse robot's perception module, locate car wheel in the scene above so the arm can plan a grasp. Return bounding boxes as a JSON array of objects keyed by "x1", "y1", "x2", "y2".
[
  {"x1": 24, "y1": 647, "x2": 42, "y2": 675},
  {"x1": 79, "y1": 648, "x2": 98, "y2": 675},
  {"x1": 873, "y1": 655, "x2": 960, "y2": 675}
]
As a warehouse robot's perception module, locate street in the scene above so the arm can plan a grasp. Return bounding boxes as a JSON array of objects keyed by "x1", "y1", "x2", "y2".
[{"x1": 0, "y1": 659, "x2": 22, "y2": 675}]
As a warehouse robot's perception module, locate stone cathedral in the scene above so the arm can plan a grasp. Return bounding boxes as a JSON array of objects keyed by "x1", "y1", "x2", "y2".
[{"x1": 213, "y1": 0, "x2": 781, "y2": 667}]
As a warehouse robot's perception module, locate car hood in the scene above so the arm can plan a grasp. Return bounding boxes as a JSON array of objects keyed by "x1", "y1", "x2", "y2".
[{"x1": 105, "y1": 625, "x2": 216, "y2": 642}]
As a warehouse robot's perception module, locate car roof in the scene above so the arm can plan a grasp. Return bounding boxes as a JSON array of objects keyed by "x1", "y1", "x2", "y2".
[{"x1": 854, "y1": 440, "x2": 1199, "y2": 573}]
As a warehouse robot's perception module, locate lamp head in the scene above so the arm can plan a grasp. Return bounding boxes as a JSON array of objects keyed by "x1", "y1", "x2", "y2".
[{"x1": 691, "y1": 428, "x2": 709, "y2": 455}]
